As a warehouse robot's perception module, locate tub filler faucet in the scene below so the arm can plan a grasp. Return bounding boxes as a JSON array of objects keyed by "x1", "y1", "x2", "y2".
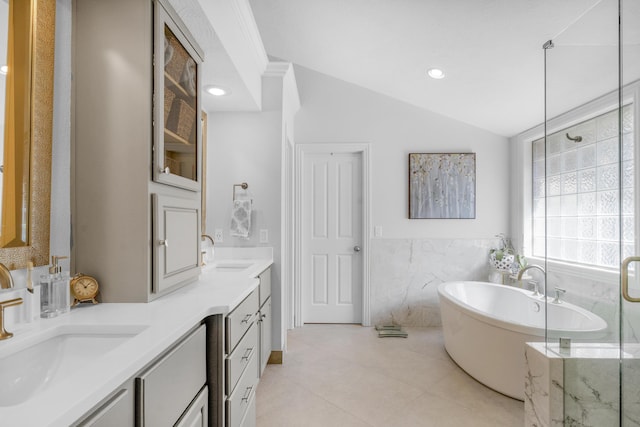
[{"x1": 518, "y1": 265, "x2": 546, "y2": 296}]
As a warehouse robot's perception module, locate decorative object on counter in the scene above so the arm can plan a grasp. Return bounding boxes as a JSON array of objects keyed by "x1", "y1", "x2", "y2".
[
  {"x1": 26, "y1": 261, "x2": 34, "y2": 293},
  {"x1": 70, "y1": 273, "x2": 100, "y2": 306},
  {"x1": 489, "y1": 234, "x2": 526, "y2": 276},
  {"x1": 231, "y1": 183, "x2": 252, "y2": 239},
  {"x1": 39, "y1": 256, "x2": 70, "y2": 318},
  {"x1": 408, "y1": 153, "x2": 476, "y2": 219}
]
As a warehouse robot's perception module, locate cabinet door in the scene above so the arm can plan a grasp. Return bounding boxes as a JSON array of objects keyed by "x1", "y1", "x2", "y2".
[
  {"x1": 76, "y1": 380, "x2": 134, "y2": 427},
  {"x1": 136, "y1": 325, "x2": 206, "y2": 427},
  {"x1": 153, "y1": 0, "x2": 203, "y2": 191},
  {"x1": 176, "y1": 386, "x2": 208, "y2": 427},
  {"x1": 152, "y1": 193, "x2": 201, "y2": 294},
  {"x1": 259, "y1": 297, "x2": 272, "y2": 376},
  {"x1": 258, "y1": 267, "x2": 271, "y2": 307}
]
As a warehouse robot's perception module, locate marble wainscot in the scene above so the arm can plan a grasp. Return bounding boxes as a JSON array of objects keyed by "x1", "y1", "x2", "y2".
[
  {"x1": 525, "y1": 342, "x2": 640, "y2": 426},
  {"x1": 370, "y1": 238, "x2": 496, "y2": 327}
]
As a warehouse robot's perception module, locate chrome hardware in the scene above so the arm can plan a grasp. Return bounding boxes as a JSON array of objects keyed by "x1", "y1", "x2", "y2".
[
  {"x1": 0, "y1": 298, "x2": 23, "y2": 340},
  {"x1": 240, "y1": 313, "x2": 252, "y2": 324},
  {"x1": 160, "y1": 166, "x2": 170, "y2": 174},
  {"x1": 261, "y1": 313, "x2": 267, "y2": 319},
  {"x1": 565, "y1": 133, "x2": 583, "y2": 143},
  {"x1": 353, "y1": 246, "x2": 361, "y2": 253},
  {"x1": 552, "y1": 287, "x2": 566, "y2": 304},
  {"x1": 241, "y1": 386, "x2": 253, "y2": 402},
  {"x1": 529, "y1": 280, "x2": 541, "y2": 297},
  {"x1": 159, "y1": 239, "x2": 169, "y2": 247},
  {"x1": 622, "y1": 256, "x2": 640, "y2": 302},
  {"x1": 0, "y1": 263, "x2": 14, "y2": 290},
  {"x1": 241, "y1": 347, "x2": 254, "y2": 361}
]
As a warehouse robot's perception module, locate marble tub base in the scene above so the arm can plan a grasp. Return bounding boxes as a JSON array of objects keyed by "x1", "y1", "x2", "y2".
[{"x1": 525, "y1": 342, "x2": 640, "y2": 426}]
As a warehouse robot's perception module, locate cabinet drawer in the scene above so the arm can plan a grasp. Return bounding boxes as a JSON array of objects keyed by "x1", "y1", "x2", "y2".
[
  {"x1": 226, "y1": 321, "x2": 258, "y2": 395},
  {"x1": 258, "y1": 268, "x2": 271, "y2": 307},
  {"x1": 175, "y1": 385, "x2": 208, "y2": 427},
  {"x1": 136, "y1": 325, "x2": 206, "y2": 427},
  {"x1": 239, "y1": 391, "x2": 256, "y2": 427},
  {"x1": 226, "y1": 290, "x2": 259, "y2": 353},
  {"x1": 226, "y1": 353, "x2": 258, "y2": 427}
]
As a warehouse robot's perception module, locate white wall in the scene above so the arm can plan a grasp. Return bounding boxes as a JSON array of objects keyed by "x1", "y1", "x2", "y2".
[
  {"x1": 294, "y1": 65, "x2": 510, "y2": 239},
  {"x1": 206, "y1": 110, "x2": 283, "y2": 347},
  {"x1": 293, "y1": 65, "x2": 510, "y2": 326}
]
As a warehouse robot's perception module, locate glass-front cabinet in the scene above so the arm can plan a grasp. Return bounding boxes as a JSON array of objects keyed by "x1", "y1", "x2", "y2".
[{"x1": 153, "y1": 1, "x2": 203, "y2": 191}]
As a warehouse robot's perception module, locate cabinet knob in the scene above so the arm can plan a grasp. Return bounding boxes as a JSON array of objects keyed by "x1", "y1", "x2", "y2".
[
  {"x1": 158, "y1": 239, "x2": 169, "y2": 247},
  {"x1": 160, "y1": 166, "x2": 170, "y2": 174},
  {"x1": 353, "y1": 246, "x2": 361, "y2": 253}
]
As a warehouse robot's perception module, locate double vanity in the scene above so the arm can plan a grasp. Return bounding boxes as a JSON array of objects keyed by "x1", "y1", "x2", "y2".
[{"x1": 0, "y1": 255, "x2": 273, "y2": 427}]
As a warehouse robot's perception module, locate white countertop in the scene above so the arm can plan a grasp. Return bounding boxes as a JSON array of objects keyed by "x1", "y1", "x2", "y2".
[{"x1": 0, "y1": 258, "x2": 272, "y2": 427}]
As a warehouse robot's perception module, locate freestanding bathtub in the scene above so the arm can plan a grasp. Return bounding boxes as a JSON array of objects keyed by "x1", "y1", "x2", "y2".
[{"x1": 437, "y1": 281, "x2": 608, "y2": 400}]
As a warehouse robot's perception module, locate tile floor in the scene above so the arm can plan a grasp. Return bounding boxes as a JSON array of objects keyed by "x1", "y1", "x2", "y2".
[{"x1": 256, "y1": 325, "x2": 524, "y2": 427}]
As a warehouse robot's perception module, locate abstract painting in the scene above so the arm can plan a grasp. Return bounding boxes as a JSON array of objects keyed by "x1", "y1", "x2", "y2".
[{"x1": 409, "y1": 153, "x2": 476, "y2": 219}]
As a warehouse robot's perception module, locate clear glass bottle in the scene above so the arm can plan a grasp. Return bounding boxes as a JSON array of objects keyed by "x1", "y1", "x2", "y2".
[
  {"x1": 39, "y1": 273, "x2": 56, "y2": 318},
  {"x1": 53, "y1": 271, "x2": 70, "y2": 315}
]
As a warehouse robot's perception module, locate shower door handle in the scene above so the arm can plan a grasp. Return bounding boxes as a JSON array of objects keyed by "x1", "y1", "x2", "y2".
[{"x1": 622, "y1": 256, "x2": 640, "y2": 302}]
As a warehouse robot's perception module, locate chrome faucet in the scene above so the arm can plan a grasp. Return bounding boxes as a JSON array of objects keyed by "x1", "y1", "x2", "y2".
[
  {"x1": 518, "y1": 264, "x2": 546, "y2": 296},
  {"x1": 528, "y1": 280, "x2": 542, "y2": 297},
  {"x1": 517, "y1": 264, "x2": 546, "y2": 280},
  {"x1": 552, "y1": 287, "x2": 566, "y2": 304}
]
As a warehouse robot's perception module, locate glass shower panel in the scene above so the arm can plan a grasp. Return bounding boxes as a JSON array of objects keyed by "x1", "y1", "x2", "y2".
[
  {"x1": 620, "y1": 0, "x2": 640, "y2": 424},
  {"x1": 544, "y1": 0, "x2": 623, "y2": 424}
]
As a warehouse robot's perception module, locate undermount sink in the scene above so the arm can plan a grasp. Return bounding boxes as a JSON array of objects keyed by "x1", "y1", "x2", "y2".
[
  {"x1": 212, "y1": 261, "x2": 253, "y2": 271},
  {"x1": 0, "y1": 324, "x2": 147, "y2": 407}
]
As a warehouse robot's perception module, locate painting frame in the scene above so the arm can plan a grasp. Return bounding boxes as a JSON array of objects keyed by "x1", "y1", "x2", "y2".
[{"x1": 408, "y1": 153, "x2": 476, "y2": 219}]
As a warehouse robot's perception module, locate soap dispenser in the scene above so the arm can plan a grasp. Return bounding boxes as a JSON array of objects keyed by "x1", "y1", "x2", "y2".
[
  {"x1": 51, "y1": 256, "x2": 70, "y2": 315},
  {"x1": 39, "y1": 255, "x2": 69, "y2": 318}
]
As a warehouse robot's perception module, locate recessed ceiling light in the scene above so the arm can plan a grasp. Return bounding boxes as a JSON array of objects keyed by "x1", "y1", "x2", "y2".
[
  {"x1": 205, "y1": 85, "x2": 230, "y2": 96},
  {"x1": 427, "y1": 68, "x2": 445, "y2": 79},
  {"x1": 0, "y1": 65, "x2": 7, "y2": 75}
]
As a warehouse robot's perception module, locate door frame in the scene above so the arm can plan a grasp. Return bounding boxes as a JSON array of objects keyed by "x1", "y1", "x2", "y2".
[{"x1": 294, "y1": 143, "x2": 371, "y2": 327}]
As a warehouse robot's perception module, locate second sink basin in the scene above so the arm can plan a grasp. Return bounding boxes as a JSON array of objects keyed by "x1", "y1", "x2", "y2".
[
  {"x1": 0, "y1": 324, "x2": 147, "y2": 407},
  {"x1": 212, "y1": 261, "x2": 253, "y2": 272}
]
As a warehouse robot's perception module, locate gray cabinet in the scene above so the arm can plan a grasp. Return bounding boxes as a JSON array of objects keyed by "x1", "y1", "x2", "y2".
[
  {"x1": 257, "y1": 267, "x2": 272, "y2": 376},
  {"x1": 225, "y1": 290, "x2": 260, "y2": 427},
  {"x1": 136, "y1": 325, "x2": 207, "y2": 427},
  {"x1": 176, "y1": 386, "x2": 208, "y2": 427},
  {"x1": 74, "y1": 0, "x2": 203, "y2": 302},
  {"x1": 75, "y1": 380, "x2": 134, "y2": 427}
]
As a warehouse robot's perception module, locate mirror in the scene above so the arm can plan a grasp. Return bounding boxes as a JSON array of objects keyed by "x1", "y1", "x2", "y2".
[{"x1": 0, "y1": 0, "x2": 55, "y2": 269}]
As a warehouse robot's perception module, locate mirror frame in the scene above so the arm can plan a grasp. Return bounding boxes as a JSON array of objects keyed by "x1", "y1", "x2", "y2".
[{"x1": 0, "y1": 0, "x2": 55, "y2": 269}]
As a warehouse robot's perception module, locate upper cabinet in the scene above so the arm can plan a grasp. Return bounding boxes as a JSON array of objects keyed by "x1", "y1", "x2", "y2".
[
  {"x1": 74, "y1": 0, "x2": 203, "y2": 302},
  {"x1": 154, "y1": 2, "x2": 203, "y2": 191}
]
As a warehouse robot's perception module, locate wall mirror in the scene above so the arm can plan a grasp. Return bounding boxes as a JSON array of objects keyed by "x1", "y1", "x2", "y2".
[{"x1": 0, "y1": 0, "x2": 55, "y2": 269}]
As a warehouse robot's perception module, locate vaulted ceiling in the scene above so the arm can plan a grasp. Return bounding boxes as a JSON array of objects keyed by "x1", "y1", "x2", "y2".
[{"x1": 248, "y1": 0, "x2": 640, "y2": 137}]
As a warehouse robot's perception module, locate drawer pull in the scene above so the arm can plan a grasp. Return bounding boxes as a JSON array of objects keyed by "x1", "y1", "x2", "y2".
[
  {"x1": 242, "y1": 347, "x2": 255, "y2": 361},
  {"x1": 240, "y1": 314, "x2": 252, "y2": 324},
  {"x1": 241, "y1": 386, "x2": 253, "y2": 402}
]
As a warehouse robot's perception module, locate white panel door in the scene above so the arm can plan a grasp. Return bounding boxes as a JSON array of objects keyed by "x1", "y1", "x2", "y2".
[{"x1": 302, "y1": 151, "x2": 363, "y2": 323}]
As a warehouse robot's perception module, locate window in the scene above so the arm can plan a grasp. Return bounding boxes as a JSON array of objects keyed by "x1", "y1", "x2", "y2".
[{"x1": 531, "y1": 104, "x2": 635, "y2": 268}]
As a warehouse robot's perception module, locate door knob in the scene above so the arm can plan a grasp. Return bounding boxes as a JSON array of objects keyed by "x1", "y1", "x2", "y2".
[{"x1": 354, "y1": 246, "x2": 361, "y2": 252}]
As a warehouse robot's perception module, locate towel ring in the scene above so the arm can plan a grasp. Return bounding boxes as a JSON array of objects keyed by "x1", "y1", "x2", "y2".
[{"x1": 233, "y1": 182, "x2": 249, "y2": 201}]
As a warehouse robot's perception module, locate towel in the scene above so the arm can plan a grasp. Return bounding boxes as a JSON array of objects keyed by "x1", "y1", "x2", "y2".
[{"x1": 230, "y1": 199, "x2": 252, "y2": 238}]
